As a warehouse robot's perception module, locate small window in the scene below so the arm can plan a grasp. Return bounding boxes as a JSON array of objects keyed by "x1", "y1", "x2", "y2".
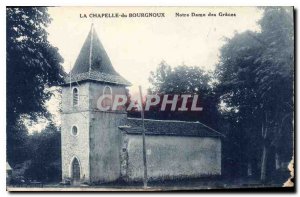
[
  {"x1": 103, "y1": 86, "x2": 112, "y2": 95},
  {"x1": 73, "y1": 88, "x2": 79, "y2": 106},
  {"x1": 71, "y1": 126, "x2": 78, "y2": 136},
  {"x1": 102, "y1": 86, "x2": 112, "y2": 109}
]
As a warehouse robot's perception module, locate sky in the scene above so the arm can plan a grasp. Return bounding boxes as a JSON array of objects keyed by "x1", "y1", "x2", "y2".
[
  {"x1": 47, "y1": 7, "x2": 262, "y2": 92},
  {"x1": 30, "y1": 6, "x2": 263, "y2": 132}
]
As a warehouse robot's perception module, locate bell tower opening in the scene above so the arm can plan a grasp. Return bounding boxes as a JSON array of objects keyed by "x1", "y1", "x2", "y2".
[{"x1": 72, "y1": 88, "x2": 79, "y2": 107}]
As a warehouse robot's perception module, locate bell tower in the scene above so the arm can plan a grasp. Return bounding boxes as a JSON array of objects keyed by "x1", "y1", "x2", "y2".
[{"x1": 60, "y1": 24, "x2": 131, "y2": 184}]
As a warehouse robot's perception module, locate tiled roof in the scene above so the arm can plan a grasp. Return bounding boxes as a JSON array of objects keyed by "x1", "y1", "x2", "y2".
[
  {"x1": 6, "y1": 162, "x2": 12, "y2": 170},
  {"x1": 119, "y1": 118, "x2": 224, "y2": 137},
  {"x1": 62, "y1": 24, "x2": 131, "y2": 86},
  {"x1": 64, "y1": 71, "x2": 131, "y2": 86}
]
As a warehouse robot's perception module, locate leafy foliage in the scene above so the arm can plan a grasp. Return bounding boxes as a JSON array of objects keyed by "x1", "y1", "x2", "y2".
[
  {"x1": 215, "y1": 7, "x2": 294, "y2": 181},
  {"x1": 10, "y1": 123, "x2": 61, "y2": 183},
  {"x1": 147, "y1": 61, "x2": 221, "y2": 129},
  {"x1": 7, "y1": 7, "x2": 65, "y2": 124},
  {"x1": 6, "y1": 7, "x2": 65, "y2": 164},
  {"x1": 24, "y1": 123, "x2": 61, "y2": 182}
]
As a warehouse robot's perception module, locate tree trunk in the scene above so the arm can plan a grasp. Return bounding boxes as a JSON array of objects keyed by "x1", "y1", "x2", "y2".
[
  {"x1": 260, "y1": 112, "x2": 269, "y2": 183},
  {"x1": 275, "y1": 152, "x2": 280, "y2": 170},
  {"x1": 260, "y1": 144, "x2": 268, "y2": 182}
]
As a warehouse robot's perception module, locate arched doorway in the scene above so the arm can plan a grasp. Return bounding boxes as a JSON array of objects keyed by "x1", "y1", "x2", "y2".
[{"x1": 71, "y1": 157, "x2": 80, "y2": 183}]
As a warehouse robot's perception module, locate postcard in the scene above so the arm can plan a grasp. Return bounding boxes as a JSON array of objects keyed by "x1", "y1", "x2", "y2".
[{"x1": 6, "y1": 6, "x2": 294, "y2": 191}]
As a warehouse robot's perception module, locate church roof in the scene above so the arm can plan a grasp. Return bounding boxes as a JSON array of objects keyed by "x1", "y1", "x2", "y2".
[
  {"x1": 63, "y1": 24, "x2": 131, "y2": 86},
  {"x1": 118, "y1": 118, "x2": 224, "y2": 138},
  {"x1": 6, "y1": 162, "x2": 12, "y2": 171}
]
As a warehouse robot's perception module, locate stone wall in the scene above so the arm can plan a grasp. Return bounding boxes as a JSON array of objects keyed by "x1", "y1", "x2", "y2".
[
  {"x1": 89, "y1": 111, "x2": 127, "y2": 183},
  {"x1": 61, "y1": 81, "x2": 221, "y2": 184},
  {"x1": 61, "y1": 83, "x2": 90, "y2": 113},
  {"x1": 88, "y1": 82, "x2": 127, "y2": 183},
  {"x1": 61, "y1": 81, "x2": 128, "y2": 183},
  {"x1": 89, "y1": 82, "x2": 128, "y2": 111},
  {"x1": 61, "y1": 112, "x2": 90, "y2": 182},
  {"x1": 122, "y1": 134, "x2": 221, "y2": 181},
  {"x1": 61, "y1": 83, "x2": 91, "y2": 182}
]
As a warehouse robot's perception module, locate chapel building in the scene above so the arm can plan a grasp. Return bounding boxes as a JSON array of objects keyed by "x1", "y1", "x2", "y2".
[{"x1": 60, "y1": 25, "x2": 223, "y2": 184}]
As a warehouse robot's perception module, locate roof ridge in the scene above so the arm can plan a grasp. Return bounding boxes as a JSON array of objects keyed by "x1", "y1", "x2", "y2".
[
  {"x1": 128, "y1": 117, "x2": 204, "y2": 124},
  {"x1": 88, "y1": 23, "x2": 94, "y2": 77},
  {"x1": 126, "y1": 117, "x2": 225, "y2": 137}
]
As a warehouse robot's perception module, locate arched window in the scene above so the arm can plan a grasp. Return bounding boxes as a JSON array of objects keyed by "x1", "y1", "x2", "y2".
[
  {"x1": 102, "y1": 86, "x2": 112, "y2": 109},
  {"x1": 103, "y1": 86, "x2": 112, "y2": 95},
  {"x1": 71, "y1": 126, "x2": 78, "y2": 136},
  {"x1": 73, "y1": 88, "x2": 79, "y2": 106}
]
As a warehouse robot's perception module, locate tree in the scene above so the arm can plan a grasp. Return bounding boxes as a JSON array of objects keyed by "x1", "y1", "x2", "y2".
[
  {"x1": 7, "y1": 7, "x2": 65, "y2": 164},
  {"x1": 215, "y1": 7, "x2": 294, "y2": 182},
  {"x1": 148, "y1": 61, "x2": 221, "y2": 128},
  {"x1": 24, "y1": 123, "x2": 61, "y2": 182},
  {"x1": 148, "y1": 60, "x2": 172, "y2": 94},
  {"x1": 254, "y1": 7, "x2": 294, "y2": 182}
]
